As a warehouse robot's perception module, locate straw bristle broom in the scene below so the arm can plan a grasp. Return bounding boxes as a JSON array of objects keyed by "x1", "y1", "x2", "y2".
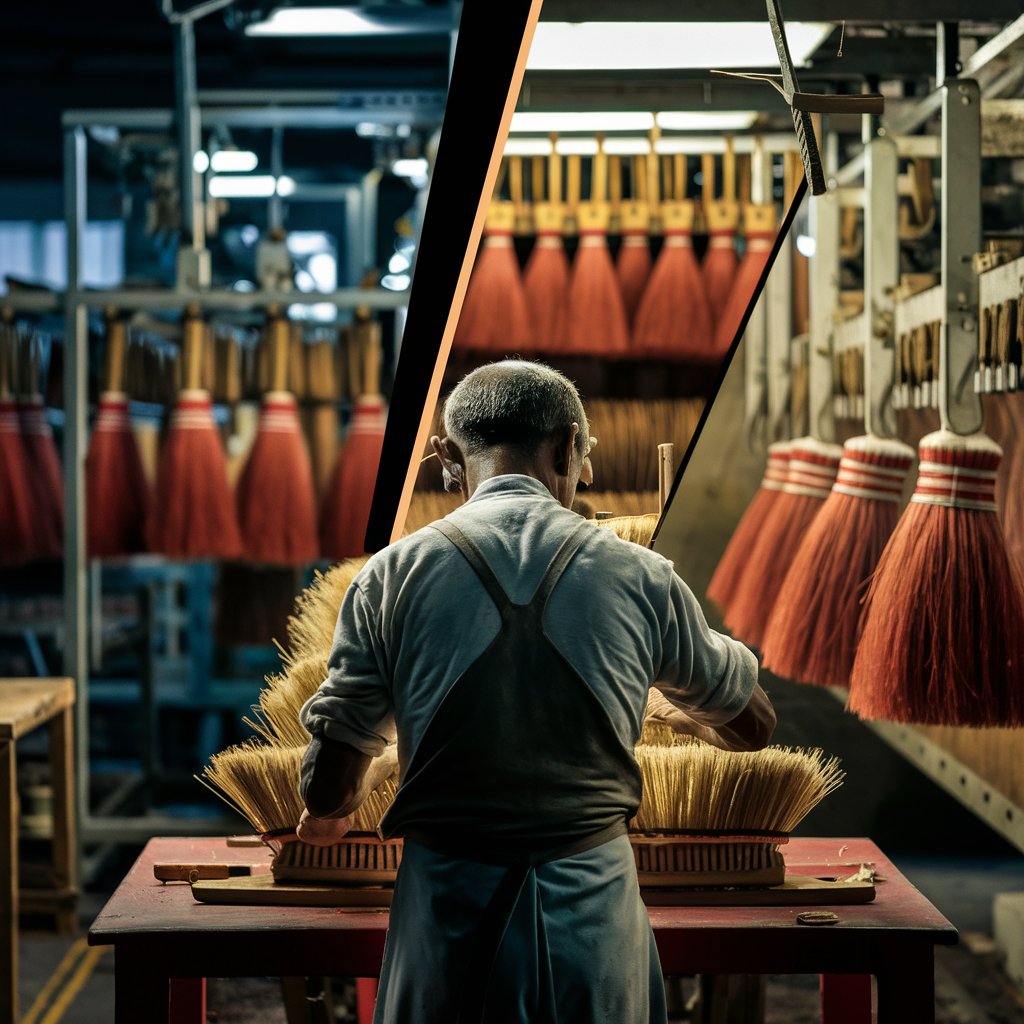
[
  {"x1": 86, "y1": 313, "x2": 149, "y2": 557},
  {"x1": 0, "y1": 316, "x2": 36, "y2": 567},
  {"x1": 615, "y1": 155, "x2": 653, "y2": 324},
  {"x1": 563, "y1": 143, "x2": 631, "y2": 356},
  {"x1": 236, "y1": 311, "x2": 319, "y2": 564},
  {"x1": 522, "y1": 148, "x2": 569, "y2": 352},
  {"x1": 712, "y1": 203, "x2": 777, "y2": 357},
  {"x1": 762, "y1": 436, "x2": 915, "y2": 687},
  {"x1": 725, "y1": 438, "x2": 842, "y2": 649},
  {"x1": 706, "y1": 442, "x2": 791, "y2": 616},
  {"x1": 452, "y1": 193, "x2": 532, "y2": 354},
  {"x1": 149, "y1": 308, "x2": 244, "y2": 559},
  {"x1": 632, "y1": 154, "x2": 714, "y2": 359},
  {"x1": 319, "y1": 321, "x2": 387, "y2": 559},
  {"x1": 701, "y1": 145, "x2": 741, "y2": 332},
  {"x1": 16, "y1": 330, "x2": 63, "y2": 560}
]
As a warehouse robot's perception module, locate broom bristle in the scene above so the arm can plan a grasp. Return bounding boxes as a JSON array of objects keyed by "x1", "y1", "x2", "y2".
[
  {"x1": 725, "y1": 439, "x2": 842, "y2": 649},
  {"x1": 616, "y1": 233, "x2": 652, "y2": 324},
  {"x1": 848, "y1": 430, "x2": 1024, "y2": 726},
  {"x1": 246, "y1": 653, "x2": 329, "y2": 748},
  {"x1": 632, "y1": 233, "x2": 714, "y2": 359},
  {"x1": 319, "y1": 396, "x2": 385, "y2": 560},
  {"x1": 712, "y1": 231, "x2": 774, "y2": 355},
  {"x1": 702, "y1": 230, "x2": 740, "y2": 329},
  {"x1": 563, "y1": 232, "x2": 631, "y2": 356},
  {"x1": 522, "y1": 233, "x2": 569, "y2": 351},
  {"x1": 597, "y1": 513, "x2": 660, "y2": 547},
  {"x1": 761, "y1": 436, "x2": 915, "y2": 687},
  {"x1": 149, "y1": 389, "x2": 244, "y2": 559},
  {"x1": 707, "y1": 442, "x2": 791, "y2": 615},
  {"x1": 633, "y1": 743, "x2": 844, "y2": 834},
  {"x1": 237, "y1": 392, "x2": 319, "y2": 564},
  {"x1": 453, "y1": 232, "x2": 533, "y2": 354},
  {"x1": 0, "y1": 398, "x2": 37, "y2": 567},
  {"x1": 86, "y1": 392, "x2": 149, "y2": 558},
  {"x1": 19, "y1": 395, "x2": 63, "y2": 560},
  {"x1": 286, "y1": 558, "x2": 370, "y2": 662}
]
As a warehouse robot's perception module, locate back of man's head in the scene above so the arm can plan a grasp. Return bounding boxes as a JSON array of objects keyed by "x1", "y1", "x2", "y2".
[{"x1": 443, "y1": 361, "x2": 588, "y2": 457}]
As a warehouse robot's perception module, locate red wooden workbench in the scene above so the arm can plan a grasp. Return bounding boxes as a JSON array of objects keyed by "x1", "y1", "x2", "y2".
[{"x1": 89, "y1": 836, "x2": 956, "y2": 1023}]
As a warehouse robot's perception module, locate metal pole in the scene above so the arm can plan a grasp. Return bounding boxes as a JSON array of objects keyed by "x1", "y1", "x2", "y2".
[
  {"x1": 809, "y1": 188, "x2": 839, "y2": 444},
  {"x1": 63, "y1": 126, "x2": 89, "y2": 862}
]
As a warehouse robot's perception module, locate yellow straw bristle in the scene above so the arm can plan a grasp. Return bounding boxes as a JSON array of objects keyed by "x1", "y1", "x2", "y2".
[
  {"x1": 639, "y1": 720, "x2": 696, "y2": 747},
  {"x1": 245, "y1": 654, "x2": 329, "y2": 748},
  {"x1": 597, "y1": 513, "x2": 660, "y2": 547},
  {"x1": 633, "y1": 744, "x2": 844, "y2": 834},
  {"x1": 286, "y1": 559, "x2": 368, "y2": 663}
]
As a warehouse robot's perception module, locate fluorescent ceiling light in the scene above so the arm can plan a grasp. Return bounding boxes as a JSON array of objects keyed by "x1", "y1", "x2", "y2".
[
  {"x1": 527, "y1": 22, "x2": 831, "y2": 71},
  {"x1": 209, "y1": 175, "x2": 277, "y2": 199},
  {"x1": 656, "y1": 111, "x2": 758, "y2": 131},
  {"x1": 193, "y1": 150, "x2": 211, "y2": 174},
  {"x1": 210, "y1": 150, "x2": 259, "y2": 173},
  {"x1": 503, "y1": 139, "x2": 554, "y2": 157},
  {"x1": 276, "y1": 175, "x2": 297, "y2": 197},
  {"x1": 555, "y1": 139, "x2": 599, "y2": 156},
  {"x1": 510, "y1": 111, "x2": 655, "y2": 134},
  {"x1": 246, "y1": 6, "x2": 450, "y2": 37},
  {"x1": 391, "y1": 158, "x2": 429, "y2": 179}
]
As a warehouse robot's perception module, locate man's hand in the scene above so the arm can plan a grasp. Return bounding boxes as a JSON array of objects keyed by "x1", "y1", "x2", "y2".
[
  {"x1": 645, "y1": 685, "x2": 775, "y2": 752},
  {"x1": 296, "y1": 809, "x2": 352, "y2": 846}
]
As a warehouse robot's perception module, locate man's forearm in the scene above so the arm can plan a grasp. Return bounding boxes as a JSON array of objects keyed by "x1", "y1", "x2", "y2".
[{"x1": 300, "y1": 735, "x2": 398, "y2": 819}]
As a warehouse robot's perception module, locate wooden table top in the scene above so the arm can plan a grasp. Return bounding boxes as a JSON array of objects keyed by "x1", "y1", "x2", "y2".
[
  {"x1": 0, "y1": 678, "x2": 74, "y2": 740},
  {"x1": 90, "y1": 836, "x2": 957, "y2": 946}
]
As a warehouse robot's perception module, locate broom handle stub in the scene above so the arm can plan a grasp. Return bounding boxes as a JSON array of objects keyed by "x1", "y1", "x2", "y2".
[
  {"x1": 724, "y1": 137, "x2": 736, "y2": 203},
  {"x1": 548, "y1": 136, "x2": 562, "y2": 204},
  {"x1": 105, "y1": 317, "x2": 128, "y2": 393},
  {"x1": 363, "y1": 322, "x2": 382, "y2": 397},
  {"x1": 702, "y1": 154, "x2": 715, "y2": 206},
  {"x1": 658, "y1": 443, "x2": 675, "y2": 511},
  {"x1": 182, "y1": 315, "x2": 206, "y2": 392},
  {"x1": 269, "y1": 315, "x2": 290, "y2": 394},
  {"x1": 592, "y1": 136, "x2": 607, "y2": 203},
  {"x1": 531, "y1": 155, "x2": 545, "y2": 204}
]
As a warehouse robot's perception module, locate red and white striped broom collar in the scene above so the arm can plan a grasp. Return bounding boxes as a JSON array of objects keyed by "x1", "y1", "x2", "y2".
[
  {"x1": 831, "y1": 435, "x2": 916, "y2": 504},
  {"x1": 759, "y1": 440, "x2": 792, "y2": 492},
  {"x1": 910, "y1": 430, "x2": 1001, "y2": 513},
  {"x1": 781, "y1": 438, "x2": 843, "y2": 499}
]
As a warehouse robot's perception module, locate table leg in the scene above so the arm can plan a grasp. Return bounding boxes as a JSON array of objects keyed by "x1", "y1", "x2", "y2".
[
  {"x1": 48, "y1": 706, "x2": 77, "y2": 933},
  {"x1": 356, "y1": 978, "x2": 378, "y2": 1024},
  {"x1": 820, "y1": 974, "x2": 872, "y2": 1024},
  {"x1": 876, "y1": 947, "x2": 935, "y2": 1024},
  {"x1": 1, "y1": 739, "x2": 17, "y2": 1024},
  {"x1": 115, "y1": 949, "x2": 170, "y2": 1024},
  {"x1": 169, "y1": 978, "x2": 206, "y2": 1024}
]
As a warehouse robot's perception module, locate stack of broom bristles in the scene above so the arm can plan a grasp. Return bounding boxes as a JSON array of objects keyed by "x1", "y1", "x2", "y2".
[{"x1": 633, "y1": 745, "x2": 844, "y2": 835}]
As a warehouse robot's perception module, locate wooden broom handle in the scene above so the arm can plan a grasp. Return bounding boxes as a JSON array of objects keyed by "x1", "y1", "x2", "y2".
[
  {"x1": 531, "y1": 155, "x2": 545, "y2": 204},
  {"x1": 548, "y1": 136, "x2": 561, "y2": 204},
  {"x1": 182, "y1": 314, "x2": 206, "y2": 391},
  {"x1": 609, "y1": 155, "x2": 622, "y2": 207},
  {"x1": 362, "y1": 322, "x2": 382, "y2": 397},
  {"x1": 658, "y1": 443, "x2": 675, "y2": 511},
  {"x1": 647, "y1": 126, "x2": 661, "y2": 205},
  {"x1": 661, "y1": 156, "x2": 673, "y2": 203},
  {"x1": 508, "y1": 156, "x2": 524, "y2": 206},
  {"x1": 105, "y1": 315, "x2": 128, "y2": 393},
  {"x1": 633, "y1": 155, "x2": 647, "y2": 202},
  {"x1": 724, "y1": 137, "x2": 736, "y2": 203},
  {"x1": 673, "y1": 155, "x2": 686, "y2": 201},
  {"x1": 566, "y1": 154, "x2": 581, "y2": 212},
  {"x1": 268, "y1": 314, "x2": 290, "y2": 393},
  {"x1": 592, "y1": 136, "x2": 607, "y2": 202},
  {"x1": 702, "y1": 154, "x2": 715, "y2": 205}
]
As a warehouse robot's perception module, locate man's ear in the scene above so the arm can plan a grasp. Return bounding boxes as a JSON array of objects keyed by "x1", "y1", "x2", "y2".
[
  {"x1": 553, "y1": 423, "x2": 580, "y2": 476},
  {"x1": 431, "y1": 435, "x2": 465, "y2": 492}
]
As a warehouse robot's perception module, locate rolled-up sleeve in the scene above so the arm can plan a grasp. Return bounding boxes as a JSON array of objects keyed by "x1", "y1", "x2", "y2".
[
  {"x1": 654, "y1": 570, "x2": 759, "y2": 726},
  {"x1": 299, "y1": 581, "x2": 396, "y2": 757}
]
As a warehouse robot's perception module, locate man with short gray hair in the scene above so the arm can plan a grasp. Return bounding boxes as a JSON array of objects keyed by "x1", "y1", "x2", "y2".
[{"x1": 299, "y1": 359, "x2": 773, "y2": 1023}]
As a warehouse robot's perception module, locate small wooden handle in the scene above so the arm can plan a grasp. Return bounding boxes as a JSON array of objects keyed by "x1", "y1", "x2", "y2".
[
  {"x1": 531, "y1": 155, "x2": 545, "y2": 203},
  {"x1": 268, "y1": 315, "x2": 290, "y2": 393},
  {"x1": 105, "y1": 316, "x2": 128, "y2": 393},
  {"x1": 566, "y1": 154, "x2": 581, "y2": 210},
  {"x1": 154, "y1": 863, "x2": 237, "y2": 882},
  {"x1": 674, "y1": 155, "x2": 687, "y2": 201},
  {"x1": 701, "y1": 154, "x2": 715, "y2": 205},
  {"x1": 647, "y1": 126, "x2": 661, "y2": 204},
  {"x1": 724, "y1": 137, "x2": 736, "y2": 202},
  {"x1": 362, "y1": 321, "x2": 382, "y2": 397},
  {"x1": 633, "y1": 155, "x2": 647, "y2": 202},
  {"x1": 508, "y1": 156, "x2": 524, "y2": 205},
  {"x1": 182, "y1": 315, "x2": 206, "y2": 391},
  {"x1": 592, "y1": 137, "x2": 607, "y2": 203},
  {"x1": 548, "y1": 139, "x2": 562, "y2": 204},
  {"x1": 609, "y1": 155, "x2": 622, "y2": 207},
  {"x1": 658, "y1": 443, "x2": 675, "y2": 512}
]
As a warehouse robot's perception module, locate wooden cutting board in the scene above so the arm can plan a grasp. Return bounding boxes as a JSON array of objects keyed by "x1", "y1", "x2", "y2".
[{"x1": 641, "y1": 876, "x2": 875, "y2": 907}]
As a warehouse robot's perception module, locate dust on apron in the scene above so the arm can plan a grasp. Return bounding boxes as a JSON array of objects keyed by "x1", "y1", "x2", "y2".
[{"x1": 376, "y1": 519, "x2": 661, "y2": 1024}]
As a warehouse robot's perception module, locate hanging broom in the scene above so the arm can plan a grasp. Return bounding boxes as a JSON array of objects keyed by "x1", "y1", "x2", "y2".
[
  {"x1": 632, "y1": 153, "x2": 714, "y2": 360},
  {"x1": 306, "y1": 336, "x2": 341, "y2": 501},
  {"x1": 701, "y1": 142, "x2": 741, "y2": 331},
  {"x1": 706, "y1": 442, "x2": 791, "y2": 616},
  {"x1": 0, "y1": 314, "x2": 36, "y2": 567},
  {"x1": 724, "y1": 438, "x2": 843, "y2": 649},
  {"x1": 712, "y1": 202, "x2": 777, "y2": 356},
  {"x1": 236, "y1": 310, "x2": 319, "y2": 565},
  {"x1": 16, "y1": 329, "x2": 63, "y2": 560},
  {"x1": 86, "y1": 311, "x2": 149, "y2": 558},
  {"x1": 563, "y1": 139, "x2": 631, "y2": 356},
  {"x1": 320, "y1": 320, "x2": 387, "y2": 560},
  {"x1": 522, "y1": 144, "x2": 569, "y2": 352},
  {"x1": 149, "y1": 307, "x2": 244, "y2": 559},
  {"x1": 453, "y1": 158, "x2": 532, "y2": 355},
  {"x1": 616, "y1": 154, "x2": 653, "y2": 325}
]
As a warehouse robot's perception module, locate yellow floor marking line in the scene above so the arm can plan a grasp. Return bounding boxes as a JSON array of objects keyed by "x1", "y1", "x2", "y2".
[
  {"x1": 37, "y1": 945, "x2": 108, "y2": 1024},
  {"x1": 21, "y1": 937, "x2": 88, "y2": 1024}
]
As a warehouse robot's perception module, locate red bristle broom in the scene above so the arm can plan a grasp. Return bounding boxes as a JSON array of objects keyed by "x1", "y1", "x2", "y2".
[
  {"x1": 522, "y1": 146, "x2": 569, "y2": 352},
  {"x1": 615, "y1": 154, "x2": 653, "y2": 325},
  {"x1": 711, "y1": 202, "x2": 777, "y2": 357},
  {"x1": 762, "y1": 134, "x2": 919, "y2": 687},
  {"x1": 16, "y1": 327, "x2": 63, "y2": 560},
  {"x1": 0, "y1": 314, "x2": 36, "y2": 567},
  {"x1": 563, "y1": 141, "x2": 631, "y2": 356},
  {"x1": 236, "y1": 310, "x2": 319, "y2": 565},
  {"x1": 632, "y1": 152, "x2": 714, "y2": 359},
  {"x1": 452, "y1": 156, "x2": 532, "y2": 355},
  {"x1": 701, "y1": 142, "x2": 741, "y2": 331},
  {"x1": 86, "y1": 312, "x2": 149, "y2": 558},
  {"x1": 149, "y1": 307, "x2": 244, "y2": 559},
  {"x1": 706, "y1": 441, "x2": 791, "y2": 616},
  {"x1": 320, "y1": 319, "x2": 387, "y2": 560},
  {"x1": 724, "y1": 437, "x2": 843, "y2": 650}
]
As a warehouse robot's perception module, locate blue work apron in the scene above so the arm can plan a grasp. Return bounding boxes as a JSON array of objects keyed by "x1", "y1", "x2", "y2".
[{"x1": 374, "y1": 520, "x2": 667, "y2": 1024}]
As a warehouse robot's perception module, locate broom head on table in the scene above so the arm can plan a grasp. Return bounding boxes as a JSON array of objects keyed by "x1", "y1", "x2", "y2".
[
  {"x1": 761, "y1": 435, "x2": 915, "y2": 688},
  {"x1": 848, "y1": 430, "x2": 1024, "y2": 726}
]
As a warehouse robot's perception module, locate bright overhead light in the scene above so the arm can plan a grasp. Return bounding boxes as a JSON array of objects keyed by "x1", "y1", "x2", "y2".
[
  {"x1": 503, "y1": 139, "x2": 554, "y2": 157},
  {"x1": 527, "y1": 22, "x2": 832, "y2": 71},
  {"x1": 210, "y1": 150, "x2": 259, "y2": 173},
  {"x1": 556, "y1": 139, "x2": 599, "y2": 156},
  {"x1": 510, "y1": 112, "x2": 655, "y2": 133},
  {"x1": 656, "y1": 111, "x2": 758, "y2": 131},
  {"x1": 192, "y1": 150, "x2": 210, "y2": 174},
  {"x1": 391, "y1": 158, "x2": 429, "y2": 178},
  {"x1": 601, "y1": 138, "x2": 651, "y2": 155},
  {"x1": 276, "y1": 175, "x2": 297, "y2": 197},
  {"x1": 246, "y1": 6, "x2": 450, "y2": 36},
  {"x1": 208, "y1": 175, "x2": 277, "y2": 199}
]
